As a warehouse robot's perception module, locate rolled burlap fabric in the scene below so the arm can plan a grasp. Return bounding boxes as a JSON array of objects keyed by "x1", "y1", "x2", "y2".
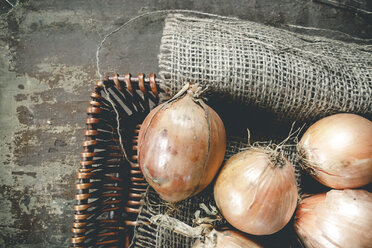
[{"x1": 158, "y1": 14, "x2": 372, "y2": 123}]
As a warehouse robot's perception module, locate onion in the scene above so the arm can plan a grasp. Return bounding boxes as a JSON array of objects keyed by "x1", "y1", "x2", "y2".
[
  {"x1": 214, "y1": 148, "x2": 298, "y2": 235},
  {"x1": 138, "y1": 83, "x2": 226, "y2": 203},
  {"x1": 192, "y1": 229, "x2": 263, "y2": 248},
  {"x1": 298, "y1": 113, "x2": 372, "y2": 189},
  {"x1": 295, "y1": 189, "x2": 372, "y2": 248}
]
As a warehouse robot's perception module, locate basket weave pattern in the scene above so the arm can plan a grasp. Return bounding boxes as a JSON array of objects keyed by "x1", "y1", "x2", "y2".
[{"x1": 71, "y1": 74, "x2": 160, "y2": 247}]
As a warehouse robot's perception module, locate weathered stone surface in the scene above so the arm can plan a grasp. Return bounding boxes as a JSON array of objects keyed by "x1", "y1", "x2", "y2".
[{"x1": 0, "y1": 0, "x2": 370, "y2": 247}]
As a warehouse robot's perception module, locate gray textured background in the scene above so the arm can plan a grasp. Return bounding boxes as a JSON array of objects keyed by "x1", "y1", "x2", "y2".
[{"x1": 0, "y1": 0, "x2": 371, "y2": 247}]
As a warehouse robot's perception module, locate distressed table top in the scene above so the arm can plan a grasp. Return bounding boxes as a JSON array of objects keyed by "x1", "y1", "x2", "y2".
[{"x1": 0, "y1": 0, "x2": 371, "y2": 247}]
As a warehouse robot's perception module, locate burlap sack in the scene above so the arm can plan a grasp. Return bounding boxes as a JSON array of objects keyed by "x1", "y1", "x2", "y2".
[
  {"x1": 131, "y1": 14, "x2": 372, "y2": 248},
  {"x1": 158, "y1": 14, "x2": 372, "y2": 122}
]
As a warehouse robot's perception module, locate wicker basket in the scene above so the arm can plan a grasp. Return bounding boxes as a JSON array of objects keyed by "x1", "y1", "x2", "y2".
[
  {"x1": 70, "y1": 71, "x2": 326, "y2": 248},
  {"x1": 70, "y1": 73, "x2": 161, "y2": 248},
  {"x1": 70, "y1": 72, "x2": 307, "y2": 248}
]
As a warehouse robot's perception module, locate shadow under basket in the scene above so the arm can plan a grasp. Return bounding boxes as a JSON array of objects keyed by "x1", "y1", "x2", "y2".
[{"x1": 70, "y1": 73, "x2": 161, "y2": 248}]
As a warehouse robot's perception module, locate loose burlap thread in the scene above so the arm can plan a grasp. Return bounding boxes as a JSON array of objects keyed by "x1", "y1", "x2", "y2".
[{"x1": 131, "y1": 13, "x2": 372, "y2": 248}]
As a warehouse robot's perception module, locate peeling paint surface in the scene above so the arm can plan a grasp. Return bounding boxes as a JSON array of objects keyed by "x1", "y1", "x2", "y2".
[
  {"x1": 0, "y1": 0, "x2": 371, "y2": 247},
  {"x1": 0, "y1": 1, "x2": 163, "y2": 246},
  {"x1": 0, "y1": 2, "x2": 96, "y2": 247}
]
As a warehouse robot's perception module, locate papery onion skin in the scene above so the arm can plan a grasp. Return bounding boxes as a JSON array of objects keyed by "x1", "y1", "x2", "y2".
[
  {"x1": 299, "y1": 113, "x2": 372, "y2": 189},
  {"x1": 192, "y1": 229, "x2": 263, "y2": 248},
  {"x1": 295, "y1": 189, "x2": 372, "y2": 248},
  {"x1": 138, "y1": 83, "x2": 226, "y2": 203},
  {"x1": 214, "y1": 149, "x2": 298, "y2": 235}
]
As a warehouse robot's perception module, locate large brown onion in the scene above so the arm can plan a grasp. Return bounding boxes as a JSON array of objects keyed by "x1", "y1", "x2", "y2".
[
  {"x1": 295, "y1": 189, "x2": 372, "y2": 248},
  {"x1": 214, "y1": 149, "x2": 298, "y2": 235},
  {"x1": 192, "y1": 229, "x2": 263, "y2": 248},
  {"x1": 298, "y1": 113, "x2": 372, "y2": 189},
  {"x1": 138, "y1": 83, "x2": 226, "y2": 202}
]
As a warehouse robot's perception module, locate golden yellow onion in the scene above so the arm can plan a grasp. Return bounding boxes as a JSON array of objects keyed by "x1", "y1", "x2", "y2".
[
  {"x1": 295, "y1": 189, "x2": 372, "y2": 248},
  {"x1": 138, "y1": 83, "x2": 226, "y2": 203},
  {"x1": 299, "y1": 113, "x2": 372, "y2": 189},
  {"x1": 214, "y1": 149, "x2": 298, "y2": 235}
]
